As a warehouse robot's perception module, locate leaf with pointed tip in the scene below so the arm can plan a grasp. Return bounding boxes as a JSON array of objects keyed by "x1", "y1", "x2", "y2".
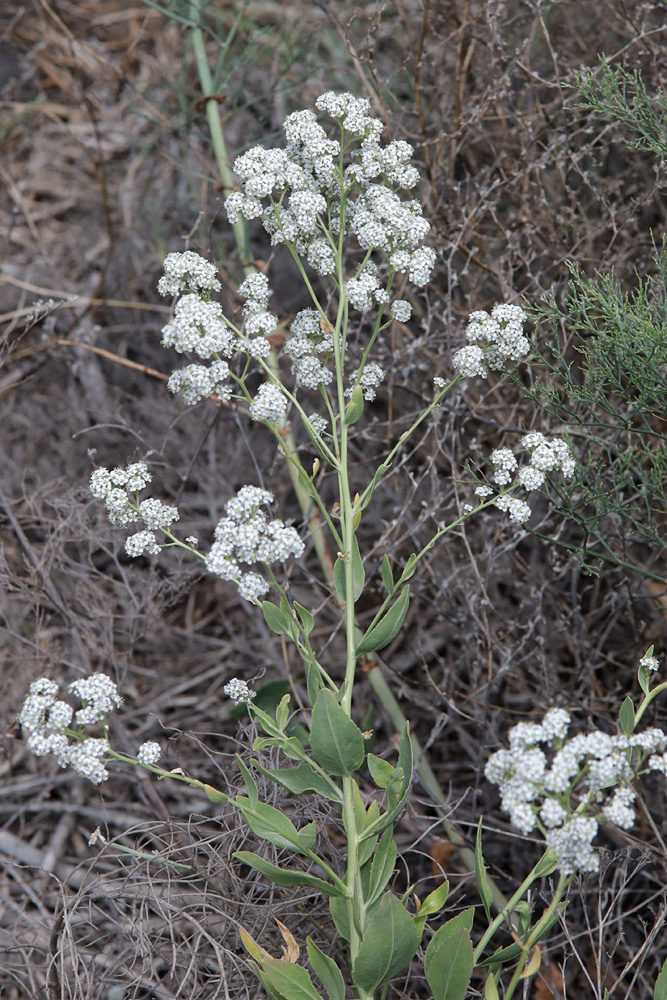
[
  {"x1": 234, "y1": 852, "x2": 343, "y2": 897},
  {"x1": 355, "y1": 586, "x2": 410, "y2": 657},
  {"x1": 306, "y1": 939, "x2": 345, "y2": 1000},
  {"x1": 253, "y1": 761, "x2": 343, "y2": 803},
  {"x1": 261, "y1": 958, "x2": 324, "y2": 1000},
  {"x1": 475, "y1": 818, "x2": 494, "y2": 924},
  {"x1": 424, "y1": 925, "x2": 474, "y2": 1000},
  {"x1": 352, "y1": 893, "x2": 421, "y2": 994},
  {"x1": 311, "y1": 690, "x2": 365, "y2": 776}
]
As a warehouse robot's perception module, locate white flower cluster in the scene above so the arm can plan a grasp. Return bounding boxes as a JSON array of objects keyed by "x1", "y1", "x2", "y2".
[
  {"x1": 452, "y1": 303, "x2": 530, "y2": 378},
  {"x1": 485, "y1": 700, "x2": 667, "y2": 874},
  {"x1": 237, "y1": 272, "x2": 275, "y2": 357},
  {"x1": 205, "y1": 485, "x2": 304, "y2": 602},
  {"x1": 20, "y1": 675, "x2": 124, "y2": 784},
  {"x1": 157, "y1": 251, "x2": 222, "y2": 297},
  {"x1": 137, "y1": 741, "x2": 162, "y2": 765},
  {"x1": 90, "y1": 462, "x2": 180, "y2": 556},
  {"x1": 346, "y1": 363, "x2": 385, "y2": 401},
  {"x1": 224, "y1": 91, "x2": 434, "y2": 296},
  {"x1": 167, "y1": 360, "x2": 232, "y2": 406},
  {"x1": 471, "y1": 432, "x2": 575, "y2": 524},
  {"x1": 224, "y1": 677, "x2": 256, "y2": 705},
  {"x1": 160, "y1": 295, "x2": 235, "y2": 359},
  {"x1": 640, "y1": 652, "x2": 660, "y2": 673},
  {"x1": 282, "y1": 309, "x2": 334, "y2": 392},
  {"x1": 158, "y1": 255, "x2": 279, "y2": 410}
]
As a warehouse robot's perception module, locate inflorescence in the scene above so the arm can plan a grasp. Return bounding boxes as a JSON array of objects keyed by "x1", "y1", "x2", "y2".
[
  {"x1": 486, "y1": 657, "x2": 667, "y2": 873},
  {"x1": 154, "y1": 93, "x2": 439, "y2": 432},
  {"x1": 90, "y1": 463, "x2": 304, "y2": 604},
  {"x1": 19, "y1": 674, "x2": 161, "y2": 784}
]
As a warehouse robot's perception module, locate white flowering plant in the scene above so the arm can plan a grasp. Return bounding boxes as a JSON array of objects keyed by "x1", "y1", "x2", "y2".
[{"x1": 20, "y1": 93, "x2": 667, "y2": 999}]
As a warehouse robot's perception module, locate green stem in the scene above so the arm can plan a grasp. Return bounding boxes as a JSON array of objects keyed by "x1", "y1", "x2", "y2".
[
  {"x1": 503, "y1": 872, "x2": 570, "y2": 1000},
  {"x1": 633, "y1": 680, "x2": 667, "y2": 728},
  {"x1": 472, "y1": 852, "x2": 553, "y2": 962},
  {"x1": 188, "y1": 0, "x2": 251, "y2": 272}
]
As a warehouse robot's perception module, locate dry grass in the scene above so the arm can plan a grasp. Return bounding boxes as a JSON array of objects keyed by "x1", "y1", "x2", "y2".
[{"x1": 1, "y1": 1, "x2": 666, "y2": 997}]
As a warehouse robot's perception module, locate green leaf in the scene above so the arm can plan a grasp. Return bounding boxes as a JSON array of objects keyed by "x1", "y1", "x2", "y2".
[
  {"x1": 367, "y1": 753, "x2": 396, "y2": 789},
  {"x1": 619, "y1": 695, "x2": 636, "y2": 735},
  {"x1": 532, "y1": 848, "x2": 559, "y2": 879},
  {"x1": 381, "y1": 554, "x2": 395, "y2": 595},
  {"x1": 236, "y1": 797, "x2": 314, "y2": 855},
  {"x1": 329, "y1": 896, "x2": 350, "y2": 942},
  {"x1": 333, "y1": 536, "x2": 365, "y2": 605},
  {"x1": 236, "y1": 755, "x2": 258, "y2": 808},
  {"x1": 306, "y1": 661, "x2": 324, "y2": 706},
  {"x1": 262, "y1": 599, "x2": 294, "y2": 637},
  {"x1": 355, "y1": 586, "x2": 410, "y2": 657},
  {"x1": 655, "y1": 956, "x2": 667, "y2": 1000},
  {"x1": 475, "y1": 818, "x2": 494, "y2": 924},
  {"x1": 396, "y1": 552, "x2": 417, "y2": 586},
  {"x1": 344, "y1": 384, "x2": 365, "y2": 425},
  {"x1": 253, "y1": 762, "x2": 343, "y2": 803},
  {"x1": 253, "y1": 735, "x2": 310, "y2": 761},
  {"x1": 306, "y1": 939, "x2": 345, "y2": 1000},
  {"x1": 276, "y1": 693, "x2": 291, "y2": 733},
  {"x1": 294, "y1": 601, "x2": 314, "y2": 636},
  {"x1": 261, "y1": 957, "x2": 324, "y2": 1000},
  {"x1": 484, "y1": 971, "x2": 501, "y2": 1000},
  {"x1": 352, "y1": 893, "x2": 421, "y2": 993},
  {"x1": 367, "y1": 828, "x2": 397, "y2": 906},
  {"x1": 358, "y1": 833, "x2": 379, "y2": 867},
  {"x1": 234, "y1": 852, "x2": 343, "y2": 897},
  {"x1": 424, "y1": 926, "x2": 474, "y2": 1000},
  {"x1": 414, "y1": 881, "x2": 450, "y2": 936},
  {"x1": 311, "y1": 690, "x2": 365, "y2": 776},
  {"x1": 360, "y1": 461, "x2": 392, "y2": 510}
]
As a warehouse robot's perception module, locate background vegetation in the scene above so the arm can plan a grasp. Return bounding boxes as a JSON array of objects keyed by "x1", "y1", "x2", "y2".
[{"x1": 0, "y1": 1, "x2": 665, "y2": 997}]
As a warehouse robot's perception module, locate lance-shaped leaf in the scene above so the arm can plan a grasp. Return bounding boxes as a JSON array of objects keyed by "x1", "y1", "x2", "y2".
[
  {"x1": 619, "y1": 695, "x2": 636, "y2": 735},
  {"x1": 261, "y1": 957, "x2": 324, "y2": 1000},
  {"x1": 366, "y1": 828, "x2": 397, "y2": 906},
  {"x1": 306, "y1": 938, "x2": 345, "y2": 1000},
  {"x1": 475, "y1": 818, "x2": 494, "y2": 924},
  {"x1": 294, "y1": 601, "x2": 314, "y2": 635},
  {"x1": 352, "y1": 893, "x2": 421, "y2": 993},
  {"x1": 234, "y1": 852, "x2": 344, "y2": 897},
  {"x1": 367, "y1": 753, "x2": 396, "y2": 789},
  {"x1": 329, "y1": 897, "x2": 351, "y2": 942},
  {"x1": 236, "y1": 796, "x2": 315, "y2": 855},
  {"x1": 262, "y1": 598, "x2": 295, "y2": 637},
  {"x1": 413, "y1": 880, "x2": 450, "y2": 937},
  {"x1": 253, "y1": 761, "x2": 343, "y2": 803},
  {"x1": 355, "y1": 586, "x2": 410, "y2": 657},
  {"x1": 424, "y1": 921, "x2": 474, "y2": 1000},
  {"x1": 311, "y1": 690, "x2": 365, "y2": 776},
  {"x1": 381, "y1": 553, "x2": 395, "y2": 595}
]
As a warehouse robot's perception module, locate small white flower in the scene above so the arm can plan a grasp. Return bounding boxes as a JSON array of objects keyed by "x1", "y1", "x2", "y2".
[
  {"x1": 224, "y1": 677, "x2": 256, "y2": 705},
  {"x1": 452, "y1": 345, "x2": 486, "y2": 378},
  {"x1": 249, "y1": 383, "x2": 287, "y2": 423},
  {"x1": 390, "y1": 299, "x2": 412, "y2": 322},
  {"x1": 137, "y1": 742, "x2": 162, "y2": 766},
  {"x1": 158, "y1": 251, "x2": 221, "y2": 297},
  {"x1": 70, "y1": 675, "x2": 123, "y2": 725}
]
